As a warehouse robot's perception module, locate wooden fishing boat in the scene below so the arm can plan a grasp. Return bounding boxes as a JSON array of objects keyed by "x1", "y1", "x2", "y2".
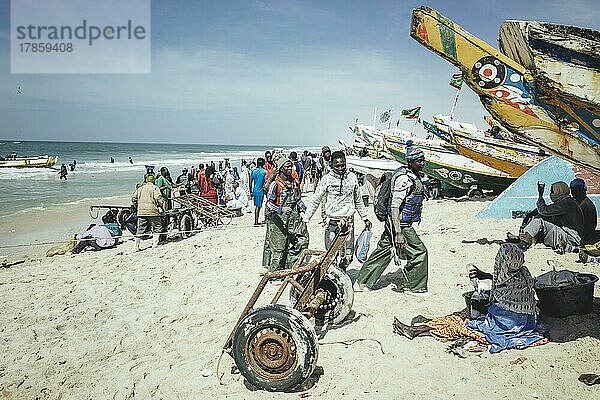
[
  {"x1": 0, "y1": 153, "x2": 58, "y2": 168},
  {"x1": 433, "y1": 115, "x2": 547, "y2": 177},
  {"x1": 346, "y1": 155, "x2": 401, "y2": 179},
  {"x1": 384, "y1": 136, "x2": 515, "y2": 192},
  {"x1": 351, "y1": 124, "x2": 456, "y2": 156},
  {"x1": 410, "y1": 7, "x2": 600, "y2": 174}
]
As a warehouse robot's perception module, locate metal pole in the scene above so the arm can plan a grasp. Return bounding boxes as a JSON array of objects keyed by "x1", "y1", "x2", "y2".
[
  {"x1": 411, "y1": 116, "x2": 419, "y2": 135},
  {"x1": 449, "y1": 87, "x2": 461, "y2": 120},
  {"x1": 373, "y1": 107, "x2": 377, "y2": 128}
]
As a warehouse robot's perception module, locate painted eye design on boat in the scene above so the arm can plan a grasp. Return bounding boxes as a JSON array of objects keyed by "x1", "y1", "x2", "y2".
[{"x1": 472, "y1": 56, "x2": 507, "y2": 89}]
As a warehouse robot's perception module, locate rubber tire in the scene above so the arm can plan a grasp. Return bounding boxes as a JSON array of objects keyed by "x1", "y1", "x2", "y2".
[
  {"x1": 179, "y1": 214, "x2": 193, "y2": 238},
  {"x1": 117, "y1": 209, "x2": 131, "y2": 229},
  {"x1": 232, "y1": 304, "x2": 318, "y2": 392},
  {"x1": 289, "y1": 265, "x2": 354, "y2": 326}
]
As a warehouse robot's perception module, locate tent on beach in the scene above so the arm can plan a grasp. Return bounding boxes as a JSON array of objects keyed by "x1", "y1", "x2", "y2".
[{"x1": 477, "y1": 156, "x2": 600, "y2": 219}]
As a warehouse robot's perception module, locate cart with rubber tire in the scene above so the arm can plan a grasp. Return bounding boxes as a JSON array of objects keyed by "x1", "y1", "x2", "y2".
[
  {"x1": 161, "y1": 206, "x2": 197, "y2": 239},
  {"x1": 89, "y1": 205, "x2": 133, "y2": 229},
  {"x1": 223, "y1": 220, "x2": 355, "y2": 392},
  {"x1": 171, "y1": 193, "x2": 236, "y2": 228}
]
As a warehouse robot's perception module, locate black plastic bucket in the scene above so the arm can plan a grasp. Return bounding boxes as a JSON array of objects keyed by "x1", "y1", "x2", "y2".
[
  {"x1": 535, "y1": 273, "x2": 598, "y2": 317},
  {"x1": 462, "y1": 291, "x2": 489, "y2": 316}
]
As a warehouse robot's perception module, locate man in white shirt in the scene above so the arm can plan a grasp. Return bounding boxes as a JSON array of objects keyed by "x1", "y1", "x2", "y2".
[
  {"x1": 301, "y1": 150, "x2": 371, "y2": 270},
  {"x1": 226, "y1": 181, "x2": 251, "y2": 213}
]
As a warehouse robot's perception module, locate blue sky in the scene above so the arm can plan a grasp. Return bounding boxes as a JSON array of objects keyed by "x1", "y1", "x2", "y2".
[{"x1": 0, "y1": 0, "x2": 598, "y2": 145}]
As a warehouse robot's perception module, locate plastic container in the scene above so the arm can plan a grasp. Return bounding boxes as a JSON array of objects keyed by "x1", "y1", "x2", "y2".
[
  {"x1": 534, "y1": 273, "x2": 598, "y2": 317},
  {"x1": 462, "y1": 291, "x2": 489, "y2": 317}
]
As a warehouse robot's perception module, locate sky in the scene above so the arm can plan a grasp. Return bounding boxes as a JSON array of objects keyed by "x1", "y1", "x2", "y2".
[{"x1": 0, "y1": 0, "x2": 598, "y2": 146}]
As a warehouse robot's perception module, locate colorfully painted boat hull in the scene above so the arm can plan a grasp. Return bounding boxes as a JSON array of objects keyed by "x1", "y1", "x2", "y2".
[
  {"x1": 384, "y1": 137, "x2": 515, "y2": 192},
  {"x1": 410, "y1": 6, "x2": 600, "y2": 174},
  {"x1": 451, "y1": 130, "x2": 546, "y2": 177},
  {"x1": 433, "y1": 115, "x2": 547, "y2": 177}
]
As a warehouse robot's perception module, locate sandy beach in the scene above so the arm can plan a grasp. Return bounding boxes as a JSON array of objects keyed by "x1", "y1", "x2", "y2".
[
  {"x1": 0, "y1": 194, "x2": 133, "y2": 259},
  {"x1": 1, "y1": 197, "x2": 599, "y2": 399}
]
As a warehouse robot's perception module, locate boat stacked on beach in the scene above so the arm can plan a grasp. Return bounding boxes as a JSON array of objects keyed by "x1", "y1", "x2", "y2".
[
  {"x1": 346, "y1": 122, "x2": 517, "y2": 194},
  {"x1": 0, "y1": 153, "x2": 58, "y2": 168},
  {"x1": 410, "y1": 6, "x2": 600, "y2": 175},
  {"x1": 346, "y1": 8, "x2": 599, "y2": 196},
  {"x1": 433, "y1": 115, "x2": 548, "y2": 178}
]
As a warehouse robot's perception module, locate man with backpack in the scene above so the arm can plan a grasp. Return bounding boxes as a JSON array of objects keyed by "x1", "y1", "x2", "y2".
[
  {"x1": 300, "y1": 150, "x2": 371, "y2": 270},
  {"x1": 355, "y1": 146, "x2": 429, "y2": 295}
]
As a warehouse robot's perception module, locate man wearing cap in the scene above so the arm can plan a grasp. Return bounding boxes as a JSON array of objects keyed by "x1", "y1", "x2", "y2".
[
  {"x1": 300, "y1": 150, "x2": 371, "y2": 270},
  {"x1": 132, "y1": 175, "x2": 166, "y2": 251},
  {"x1": 570, "y1": 178, "x2": 597, "y2": 244},
  {"x1": 176, "y1": 168, "x2": 190, "y2": 195},
  {"x1": 355, "y1": 145, "x2": 429, "y2": 295},
  {"x1": 264, "y1": 157, "x2": 309, "y2": 271}
]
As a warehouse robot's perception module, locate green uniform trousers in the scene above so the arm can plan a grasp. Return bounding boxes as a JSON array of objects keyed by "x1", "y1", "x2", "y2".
[
  {"x1": 262, "y1": 219, "x2": 272, "y2": 267},
  {"x1": 267, "y1": 211, "x2": 309, "y2": 271},
  {"x1": 356, "y1": 224, "x2": 428, "y2": 291}
]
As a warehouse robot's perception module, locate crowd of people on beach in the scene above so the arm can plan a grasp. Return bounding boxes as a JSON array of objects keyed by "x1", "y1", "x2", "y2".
[
  {"x1": 64, "y1": 143, "x2": 598, "y2": 355},
  {"x1": 244, "y1": 144, "x2": 598, "y2": 355}
]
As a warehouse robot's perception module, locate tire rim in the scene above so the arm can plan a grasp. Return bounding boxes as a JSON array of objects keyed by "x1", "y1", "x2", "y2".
[{"x1": 246, "y1": 326, "x2": 297, "y2": 380}]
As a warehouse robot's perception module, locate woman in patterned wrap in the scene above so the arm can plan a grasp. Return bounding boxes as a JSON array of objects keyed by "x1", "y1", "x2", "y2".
[{"x1": 393, "y1": 243, "x2": 548, "y2": 353}]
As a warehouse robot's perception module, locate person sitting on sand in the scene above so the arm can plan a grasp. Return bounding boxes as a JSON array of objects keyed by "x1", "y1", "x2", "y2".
[
  {"x1": 72, "y1": 224, "x2": 116, "y2": 254},
  {"x1": 393, "y1": 243, "x2": 548, "y2": 354},
  {"x1": 519, "y1": 181, "x2": 584, "y2": 253},
  {"x1": 570, "y1": 179, "x2": 598, "y2": 245},
  {"x1": 225, "y1": 181, "x2": 251, "y2": 213}
]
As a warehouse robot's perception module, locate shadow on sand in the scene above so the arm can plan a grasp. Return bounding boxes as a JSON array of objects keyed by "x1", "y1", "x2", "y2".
[{"x1": 541, "y1": 296, "x2": 600, "y2": 342}]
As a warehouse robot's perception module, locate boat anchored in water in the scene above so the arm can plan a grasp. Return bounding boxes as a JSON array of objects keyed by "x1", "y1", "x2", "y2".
[{"x1": 0, "y1": 153, "x2": 58, "y2": 168}]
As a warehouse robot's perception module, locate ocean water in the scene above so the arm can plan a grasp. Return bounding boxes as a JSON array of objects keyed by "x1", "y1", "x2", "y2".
[{"x1": 0, "y1": 141, "x2": 307, "y2": 218}]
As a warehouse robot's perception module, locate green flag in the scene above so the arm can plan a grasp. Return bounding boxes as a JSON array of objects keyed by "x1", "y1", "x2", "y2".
[
  {"x1": 400, "y1": 106, "x2": 421, "y2": 119},
  {"x1": 449, "y1": 72, "x2": 463, "y2": 89}
]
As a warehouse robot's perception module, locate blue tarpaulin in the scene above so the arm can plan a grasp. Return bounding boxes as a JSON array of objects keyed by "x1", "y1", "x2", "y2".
[{"x1": 477, "y1": 156, "x2": 600, "y2": 219}]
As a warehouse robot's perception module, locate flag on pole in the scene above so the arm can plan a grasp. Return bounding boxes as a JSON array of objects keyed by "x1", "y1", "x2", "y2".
[
  {"x1": 449, "y1": 73, "x2": 463, "y2": 90},
  {"x1": 379, "y1": 109, "x2": 391, "y2": 123},
  {"x1": 400, "y1": 106, "x2": 421, "y2": 119}
]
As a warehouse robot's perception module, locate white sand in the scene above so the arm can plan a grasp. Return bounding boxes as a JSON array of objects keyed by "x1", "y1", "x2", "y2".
[
  {"x1": 1, "y1": 198, "x2": 599, "y2": 399},
  {"x1": 0, "y1": 195, "x2": 132, "y2": 259}
]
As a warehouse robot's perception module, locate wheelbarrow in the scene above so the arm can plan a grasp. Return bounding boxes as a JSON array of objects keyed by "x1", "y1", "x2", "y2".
[{"x1": 223, "y1": 220, "x2": 354, "y2": 392}]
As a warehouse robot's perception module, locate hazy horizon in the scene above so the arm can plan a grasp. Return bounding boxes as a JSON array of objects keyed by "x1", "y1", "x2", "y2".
[{"x1": 1, "y1": 0, "x2": 598, "y2": 146}]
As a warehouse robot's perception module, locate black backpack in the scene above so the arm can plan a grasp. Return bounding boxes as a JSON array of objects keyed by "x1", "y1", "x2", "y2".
[
  {"x1": 374, "y1": 168, "x2": 414, "y2": 222},
  {"x1": 374, "y1": 176, "x2": 393, "y2": 222}
]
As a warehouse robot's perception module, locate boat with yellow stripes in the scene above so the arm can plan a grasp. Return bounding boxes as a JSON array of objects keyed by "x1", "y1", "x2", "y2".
[
  {"x1": 433, "y1": 115, "x2": 547, "y2": 177},
  {"x1": 410, "y1": 6, "x2": 600, "y2": 174},
  {"x1": 0, "y1": 153, "x2": 58, "y2": 168}
]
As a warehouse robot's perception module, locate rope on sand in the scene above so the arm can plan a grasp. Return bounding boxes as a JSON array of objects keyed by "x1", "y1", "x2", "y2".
[
  {"x1": 0, "y1": 224, "x2": 243, "y2": 250},
  {"x1": 319, "y1": 337, "x2": 385, "y2": 354}
]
